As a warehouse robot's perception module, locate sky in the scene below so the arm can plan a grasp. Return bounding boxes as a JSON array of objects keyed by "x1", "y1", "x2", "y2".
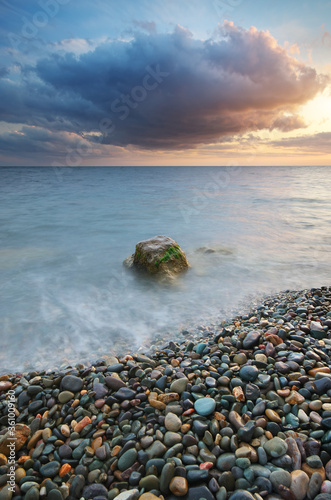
[{"x1": 0, "y1": 0, "x2": 331, "y2": 166}]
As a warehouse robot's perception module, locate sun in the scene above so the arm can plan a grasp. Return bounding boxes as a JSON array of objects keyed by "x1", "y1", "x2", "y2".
[{"x1": 300, "y1": 92, "x2": 331, "y2": 133}]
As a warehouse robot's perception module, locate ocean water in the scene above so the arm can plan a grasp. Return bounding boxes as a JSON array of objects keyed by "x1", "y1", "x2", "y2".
[{"x1": 1, "y1": 166, "x2": 330, "y2": 373}]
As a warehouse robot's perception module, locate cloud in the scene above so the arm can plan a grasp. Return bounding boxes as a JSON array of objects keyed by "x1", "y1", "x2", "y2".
[
  {"x1": 0, "y1": 22, "x2": 328, "y2": 153},
  {"x1": 271, "y1": 131, "x2": 331, "y2": 153},
  {"x1": 322, "y1": 31, "x2": 331, "y2": 47},
  {"x1": 132, "y1": 20, "x2": 157, "y2": 34},
  {"x1": 270, "y1": 114, "x2": 306, "y2": 132},
  {"x1": 0, "y1": 67, "x2": 9, "y2": 78},
  {"x1": 0, "y1": 126, "x2": 88, "y2": 155}
]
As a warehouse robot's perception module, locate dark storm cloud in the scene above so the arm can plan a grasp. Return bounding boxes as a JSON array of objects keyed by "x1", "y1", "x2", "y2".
[
  {"x1": 0, "y1": 126, "x2": 83, "y2": 154},
  {"x1": 1, "y1": 22, "x2": 328, "y2": 150}
]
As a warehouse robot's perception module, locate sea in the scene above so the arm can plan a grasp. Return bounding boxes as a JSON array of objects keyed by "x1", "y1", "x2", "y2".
[{"x1": 1, "y1": 166, "x2": 330, "y2": 374}]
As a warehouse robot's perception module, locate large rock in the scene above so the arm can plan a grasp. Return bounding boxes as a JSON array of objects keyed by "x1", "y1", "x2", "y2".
[{"x1": 124, "y1": 235, "x2": 189, "y2": 279}]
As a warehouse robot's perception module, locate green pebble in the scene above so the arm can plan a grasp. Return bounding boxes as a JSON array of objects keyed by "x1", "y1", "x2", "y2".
[
  {"x1": 236, "y1": 457, "x2": 251, "y2": 469},
  {"x1": 58, "y1": 391, "x2": 74, "y2": 403}
]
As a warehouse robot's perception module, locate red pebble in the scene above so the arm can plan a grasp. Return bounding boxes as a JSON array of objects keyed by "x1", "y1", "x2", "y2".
[
  {"x1": 182, "y1": 408, "x2": 195, "y2": 416},
  {"x1": 200, "y1": 462, "x2": 213, "y2": 470}
]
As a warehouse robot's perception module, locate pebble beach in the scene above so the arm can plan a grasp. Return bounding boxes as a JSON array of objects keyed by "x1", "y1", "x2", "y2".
[{"x1": 1, "y1": 286, "x2": 331, "y2": 500}]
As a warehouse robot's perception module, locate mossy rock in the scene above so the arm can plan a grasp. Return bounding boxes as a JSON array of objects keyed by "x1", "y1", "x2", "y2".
[{"x1": 124, "y1": 235, "x2": 190, "y2": 279}]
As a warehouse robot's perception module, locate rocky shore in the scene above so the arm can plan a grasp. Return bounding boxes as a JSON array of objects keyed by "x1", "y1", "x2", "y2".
[{"x1": 1, "y1": 286, "x2": 331, "y2": 500}]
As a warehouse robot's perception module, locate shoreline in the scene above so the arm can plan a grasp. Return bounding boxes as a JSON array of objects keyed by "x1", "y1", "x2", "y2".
[{"x1": 1, "y1": 286, "x2": 331, "y2": 500}]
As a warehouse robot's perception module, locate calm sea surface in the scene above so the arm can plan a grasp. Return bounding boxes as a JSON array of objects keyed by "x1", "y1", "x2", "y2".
[{"x1": 1, "y1": 166, "x2": 330, "y2": 373}]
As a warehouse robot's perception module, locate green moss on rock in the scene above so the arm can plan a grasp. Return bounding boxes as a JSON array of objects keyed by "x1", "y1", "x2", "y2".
[{"x1": 124, "y1": 236, "x2": 189, "y2": 279}]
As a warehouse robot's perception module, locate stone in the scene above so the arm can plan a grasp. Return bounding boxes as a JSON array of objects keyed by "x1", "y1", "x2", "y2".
[
  {"x1": 69, "y1": 475, "x2": 85, "y2": 498},
  {"x1": 118, "y1": 449, "x2": 138, "y2": 471},
  {"x1": 229, "y1": 410, "x2": 244, "y2": 430},
  {"x1": 216, "y1": 453, "x2": 236, "y2": 471},
  {"x1": 160, "y1": 461, "x2": 175, "y2": 494},
  {"x1": 47, "y1": 491, "x2": 64, "y2": 500},
  {"x1": 285, "y1": 390, "x2": 305, "y2": 405},
  {"x1": 308, "y1": 472, "x2": 323, "y2": 500},
  {"x1": 233, "y1": 353, "x2": 247, "y2": 365},
  {"x1": 307, "y1": 455, "x2": 323, "y2": 469},
  {"x1": 124, "y1": 235, "x2": 189, "y2": 279},
  {"x1": 164, "y1": 432, "x2": 182, "y2": 447},
  {"x1": 242, "y1": 331, "x2": 261, "y2": 349},
  {"x1": 170, "y1": 378, "x2": 188, "y2": 394},
  {"x1": 158, "y1": 393, "x2": 179, "y2": 404},
  {"x1": 302, "y1": 463, "x2": 326, "y2": 481},
  {"x1": 0, "y1": 424, "x2": 30, "y2": 455},
  {"x1": 314, "y1": 378, "x2": 331, "y2": 396},
  {"x1": 321, "y1": 481, "x2": 331, "y2": 493},
  {"x1": 239, "y1": 365, "x2": 259, "y2": 382},
  {"x1": 263, "y1": 437, "x2": 288, "y2": 458},
  {"x1": 58, "y1": 444, "x2": 72, "y2": 459},
  {"x1": 187, "y1": 469, "x2": 209, "y2": 483},
  {"x1": 0, "y1": 381, "x2": 12, "y2": 392},
  {"x1": 237, "y1": 420, "x2": 255, "y2": 442},
  {"x1": 105, "y1": 376, "x2": 126, "y2": 390},
  {"x1": 165, "y1": 413, "x2": 182, "y2": 431},
  {"x1": 58, "y1": 391, "x2": 74, "y2": 403},
  {"x1": 24, "y1": 487, "x2": 40, "y2": 500},
  {"x1": 83, "y1": 484, "x2": 109, "y2": 499},
  {"x1": 228, "y1": 491, "x2": 255, "y2": 500},
  {"x1": 145, "y1": 440, "x2": 167, "y2": 459},
  {"x1": 139, "y1": 495, "x2": 160, "y2": 500},
  {"x1": 60, "y1": 374, "x2": 83, "y2": 392},
  {"x1": 286, "y1": 437, "x2": 301, "y2": 470},
  {"x1": 265, "y1": 409, "x2": 282, "y2": 423},
  {"x1": 245, "y1": 383, "x2": 260, "y2": 401},
  {"x1": 139, "y1": 474, "x2": 160, "y2": 491},
  {"x1": 326, "y1": 461, "x2": 331, "y2": 480},
  {"x1": 194, "y1": 397, "x2": 216, "y2": 416},
  {"x1": 290, "y1": 470, "x2": 310, "y2": 500},
  {"x1": 270, "y1": 470, "x2": 291, "y2": 492},
  {"x1": 40, "y1": 461, "x2": 60, "y2": 478},
  {"x1": 0, "y1": 485, "x2": 13, "y2": 500},
  {"x1": 21, "y1": 482, "x2": 40, "y2": 494},
  {"x1": 187, "y1": 485, "x2": 215, "y2": 500},
  {"x1": 93, "y1": 382, "x2": 108, "y2": 399},
  {"x1": 169, "y1": 476, "x2": 188, "y2": 496},
  {"x1": 113, "y1": 387, "x2": 136, "y2": 401}
]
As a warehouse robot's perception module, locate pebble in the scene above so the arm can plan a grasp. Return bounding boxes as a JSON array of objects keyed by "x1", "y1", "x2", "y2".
[
  {"x1": 228, "y1": 491, "x2": 255, "y2": 500},
  {"x1": 194, "y1": 397, "x2": 216, "y2": 416},
  {"x1": 1, "y1": 286, "x2": 331, "y2": 500},
  {"x1": 39, "y1": 461, "x2": 60, "y2": 478},
  {"x1": 270, "y1": 470, "x2": 291, "y2": 491},
  {"x1": 139, "y1": 494, "x2": 160, "y2": 500},
  {"x1": 308, "y1": 473, "x2": 324, "y2": 500},
  {"x1": 243, "y1": 331, "x2": 261, "y2": 349},
  {"x1": 170, "y1": 377, "x2": 188, "y2": 393},
  {"x1": 169, "y1": 476, "x2": 188, "y2": 496},
  {"x1": 290, "y1": 470, "x2": 310, "y2": 500},
  {"x1": 165, "y1": 412, "x2": 182, "y2": 431},
  {"x1": 263, "y1": 437, "x2": 288, "y2": 458},
  {"x1": 118, "y1": 449, "x2": 138, "y2": 471},
  {"x1": 0, "y1": 485, "x2": 13, "y2": 500},
  {"x1": 58, "y1": 390, "x2": 74, "y2": 403},
  {"x1": 60, "y1": 374, "x2": 83, "y2": 392},
  {"x1": 239, "y1": 365, "x2": 258, "y2": 382}
]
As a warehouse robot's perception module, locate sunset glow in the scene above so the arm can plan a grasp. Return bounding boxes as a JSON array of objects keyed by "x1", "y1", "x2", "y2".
[{"x1": 0, "y1": 0, "x2": 330, "y2": 166}]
